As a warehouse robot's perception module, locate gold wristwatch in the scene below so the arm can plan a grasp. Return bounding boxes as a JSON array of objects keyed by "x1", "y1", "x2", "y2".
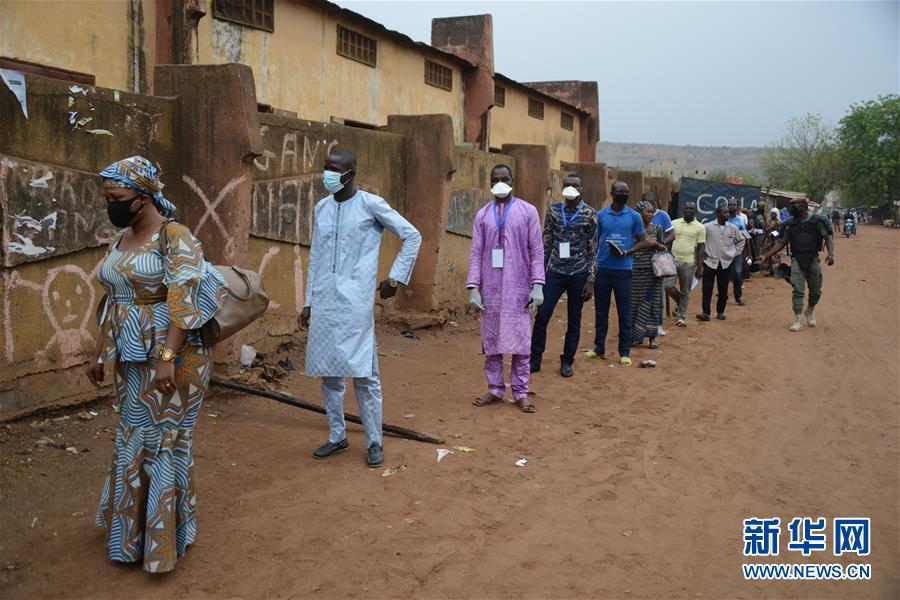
[{"x1": 158, "y1": 347, "x2": 177, "y2": 362}]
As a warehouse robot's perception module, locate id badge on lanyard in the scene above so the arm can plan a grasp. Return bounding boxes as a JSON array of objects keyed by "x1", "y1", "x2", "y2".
[
  {"x1": 492, "y1": 198, "x2": 514, "y2": 268},
  {"x1": 559, "y1": 202, "x2": 581, "y2": 260}
]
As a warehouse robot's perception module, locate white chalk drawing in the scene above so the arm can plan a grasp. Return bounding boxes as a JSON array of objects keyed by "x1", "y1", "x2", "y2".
[
  {"x1": 294, "y1": 245, "x2": 304, "y2": 315},
  {"x1": 256, "y1": 245, "x2": 281, "y2": 310},
  {"x1": 182, "y1": 174, "x2": 248, "y2": 262},
  {"x1": 252, "y1": 125, "x2": 277, "y2": 171},
  {"x1": 2, "y1": 257, "x2": 103, "y2": 366}
]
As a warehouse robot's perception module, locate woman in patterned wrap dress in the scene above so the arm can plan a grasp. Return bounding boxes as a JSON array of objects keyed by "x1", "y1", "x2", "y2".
[
  {"x1": 86, "y1": 156, "x2": 225, "y2": 573},
  {"x1": 630, "y1": 201, "x2": 667, "y2": 348}
]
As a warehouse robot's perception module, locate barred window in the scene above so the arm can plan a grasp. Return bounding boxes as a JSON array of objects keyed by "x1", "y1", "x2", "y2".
[
  {"x1": 337, "y1": 25, "x2": 377, "y2": 67},
  {"x1": 213, "y1": 0, "x2": 274, "y2": 32},
  {"x1": 528, "y1": 98, "x2": 544, "y2": 120},
  {"x1": 425, "y1": 60, "x2": 452, "y2": 91},
  {"x1": 494, "y1": 84, "x2": 505, "y2": 107},
  {"x1": 561, "y1": 112, "x2": 574, "y2": 131}
]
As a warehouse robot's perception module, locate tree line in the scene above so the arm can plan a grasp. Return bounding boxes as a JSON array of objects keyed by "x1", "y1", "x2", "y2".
[{"x1": 757, "y1": 94, "x2": 899, "y2": 209}]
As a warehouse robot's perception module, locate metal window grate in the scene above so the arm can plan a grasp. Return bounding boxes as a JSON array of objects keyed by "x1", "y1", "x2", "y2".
[
  {"x1": 528, "y1": 98, "x2": 544, "y2": 120},
  {"x1": 494, "y1": 84, "x2": 505, "y2": 107},
  {"x1": 213, "y1": 0, "x2": 274, "y2": 32},
  {"x1": 424, "y1": 60, "x2": 452, "y2": 91},
  {"x1": 561, "y1": 111, "x2": 574, "y2": 131},
  {"x1": 337, "y1": 25, "x2": 377, "y2": 67}
]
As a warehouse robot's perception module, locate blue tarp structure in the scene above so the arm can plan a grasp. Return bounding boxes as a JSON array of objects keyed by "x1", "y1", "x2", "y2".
[{"x1": 677, "y1": 177, "x2": 762, "y2": 223}]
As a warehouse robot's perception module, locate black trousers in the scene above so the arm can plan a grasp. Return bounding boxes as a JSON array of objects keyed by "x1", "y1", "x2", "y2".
[
  {"x1": 701, "y1": 263, "x2": 731, "y2": 316},
  {"x1": 530, "y1": 270, "x2": 589, "y2": 366}
]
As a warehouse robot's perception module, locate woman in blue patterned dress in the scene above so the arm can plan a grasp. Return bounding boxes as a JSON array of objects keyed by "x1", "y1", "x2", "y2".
[
  {"x1": 85, "y1": 156, "x2": 225, "y2": 573},
  {"x1": 630, "y1": 201, "x2": 667, "y2": 348}
]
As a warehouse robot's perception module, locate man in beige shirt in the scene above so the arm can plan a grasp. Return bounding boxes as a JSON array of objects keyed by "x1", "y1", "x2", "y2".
[{"x1": 698, "y1": 204, "x2": 741, "y2": 321}]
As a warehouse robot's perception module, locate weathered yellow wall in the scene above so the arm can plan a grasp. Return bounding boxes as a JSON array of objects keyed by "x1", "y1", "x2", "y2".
[
  {"x1": 491, "y1": 82, "x2": 580, "y2": 170},
  {"x1": 0, "y1": 247, "x2": 108, "y2": 412},
  {"x1": 437, "y1": 148, "x2": 517, "y2": 308},
  {"x1": 197, "y1": 3, "x2": 466, "y2": 141},
  {"x1": 0, "y1": 0, "x2": 157, "y2": 93}
]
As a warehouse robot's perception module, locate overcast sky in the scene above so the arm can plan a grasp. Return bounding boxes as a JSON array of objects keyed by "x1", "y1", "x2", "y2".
[{"x1": 339, "y1": 0, "x2": 900, "y2": 147}]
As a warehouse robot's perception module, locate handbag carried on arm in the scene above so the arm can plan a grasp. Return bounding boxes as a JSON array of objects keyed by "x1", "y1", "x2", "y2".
[
  {"x1": 96, "y1": 220, "x2": 269, "y2": 346},
  {"x1": 650, "y1": 226, "x2": 677, "y2": 278}
]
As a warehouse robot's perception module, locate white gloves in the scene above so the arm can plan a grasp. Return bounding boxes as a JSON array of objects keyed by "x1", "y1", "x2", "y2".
[
  {"x1": 527, "y1": 284, "x2": 544, "y2": 314},
  {"x1": 469, "y1": 287, "x2": 485, "y2": 312},
  {"x1": 469, "y1": 285, "x2": 543, "y2": 314}
]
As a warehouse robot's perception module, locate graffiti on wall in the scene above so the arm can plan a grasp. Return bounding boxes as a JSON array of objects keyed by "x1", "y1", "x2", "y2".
[
  {"x1": 251, "y1": 174, "x2": 322, "y2": 245},
  {"x1": 447, "y1": 187, "x2": 490, "y2": 237},
  {"x1": 1, "y1": 156, "x2": 115, "y2": 266},
  {"x1": 252, "y1": 126, "x2": 339, "y2": 177},
  {"x1": 1, "y1": 257, "x2": 102, "y2": 368}
]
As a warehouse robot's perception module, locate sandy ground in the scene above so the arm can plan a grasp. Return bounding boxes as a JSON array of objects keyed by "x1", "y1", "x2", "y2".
[{"x1": 1, "y1": 226, "x2": 898, "y2": 599}]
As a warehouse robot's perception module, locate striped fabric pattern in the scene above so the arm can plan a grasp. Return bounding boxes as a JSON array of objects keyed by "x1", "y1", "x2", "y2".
[{"x1": 95, "y1": 222, "x2": 223, "y2": 573}]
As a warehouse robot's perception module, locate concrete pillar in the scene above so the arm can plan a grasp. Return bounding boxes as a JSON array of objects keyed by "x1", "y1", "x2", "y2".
[
  {"x1": 154, "y1": 64, "x2": 262, "y2": 266},
  {"x1": 387, "y1": 114, "x2": 458, "y2": 311},
  {"x1": 613, "y1": 170, "x2": 645, "y2": 208},
  {"x1": 431, "y1": 15, "x2": 494, "y2": 150},
  {"x1": 501, "y1": 144, "x2": 550, "y2": 221},
  {"x1": 644, "y1": 176, "x2": 674, "y2": 213},
  {"x1": 561, "y1": 161, "x2": 609, "y2": 211}
]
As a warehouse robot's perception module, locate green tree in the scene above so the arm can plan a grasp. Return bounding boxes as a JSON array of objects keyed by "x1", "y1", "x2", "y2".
[
  {"x1": 836, "y1": 94, "x2": 900, "y2": 209},
  {"x1": 760, "y1": 114, "x2": 842, "y2": 204}
]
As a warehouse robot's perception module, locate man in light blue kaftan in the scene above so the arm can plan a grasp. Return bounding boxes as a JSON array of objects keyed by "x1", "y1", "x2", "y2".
[{"x1": 300, "y1": 149, "x2": 421, "y2": 468}]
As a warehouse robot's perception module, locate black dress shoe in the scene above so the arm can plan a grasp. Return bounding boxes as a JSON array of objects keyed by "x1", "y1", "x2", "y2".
[
  {"x1": 367, "y1": 444, "x2": 384, "y2": 468},
  {"x1": 717, "y1": 313, "x2": 727, "y2": 320},
  {"x1": 696, "y1": 313, "x2": 711, "y2": 321},
  {"x1": 529, "y1": 362, "x2": 541, "y2": 373},
  {"x1": 313, "y1": 438, "x2": 348, "y2": 459},
  {"x1": 560, "y1": 363, "x2": 574, "y2": 378}
]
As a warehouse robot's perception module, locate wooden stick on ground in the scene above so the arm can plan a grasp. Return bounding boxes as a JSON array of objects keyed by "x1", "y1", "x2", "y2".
[{"x1": 210, "y1": 376, "x2": 445, "y2": 445}]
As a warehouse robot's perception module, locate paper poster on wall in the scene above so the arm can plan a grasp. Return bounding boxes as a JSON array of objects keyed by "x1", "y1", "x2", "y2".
[{"x1": 0, "y1": 69, "x2": 28, "y2": 118}]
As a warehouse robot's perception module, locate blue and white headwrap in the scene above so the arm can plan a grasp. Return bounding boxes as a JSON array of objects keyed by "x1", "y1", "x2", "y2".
[{"x1": 99, "y1": 156, "x2": 176, "y2": 217}]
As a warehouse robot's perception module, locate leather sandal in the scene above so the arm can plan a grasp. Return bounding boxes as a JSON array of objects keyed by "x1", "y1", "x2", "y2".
[
  {"x1": 473, "y1": 392, "x2": 504, "y2": 407},
  {"x1": 514, "y1": 397, "x2": 536, "y2": 413}
]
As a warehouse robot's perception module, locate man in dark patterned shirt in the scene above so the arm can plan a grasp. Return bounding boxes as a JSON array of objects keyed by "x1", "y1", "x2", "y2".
[{"x1": 530, "y1": 174, "x2": 599, "y2": 377}]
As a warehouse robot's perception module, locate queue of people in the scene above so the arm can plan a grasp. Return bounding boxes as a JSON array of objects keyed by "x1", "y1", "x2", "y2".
[{"x1": 84, "y1": 150, "x2": 836, "y2": 573}]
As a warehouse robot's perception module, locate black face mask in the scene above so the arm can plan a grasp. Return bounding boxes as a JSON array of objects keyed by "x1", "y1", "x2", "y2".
[
  {"x1": 107, "y1": 198, "x2": 144, "y2": 228},
  {"x1": 788, "y1": 205, "x2": 803, "y2": 218},
  {"x1": 612, "y1": 193, "x2": 629, "y2": 205}
]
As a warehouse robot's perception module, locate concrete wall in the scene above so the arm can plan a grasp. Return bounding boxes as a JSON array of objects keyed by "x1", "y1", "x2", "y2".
[
  {"x1": 1, "y1": 72, "x2": 177, "y2": 414},
  {"x1": 491, "y1": 81, "x2": 580, "y2": 169},
  {"x1": 0, "y1": 65, "x2": 576, "y2": 418},
  {"x1": 439, "y1": 147, "x2": 515, "y2": 307},
  {"x1": 247, "y1": 112, "x2": 408, "y2": 338},
  {"x1": 644, "y1": 176, "x2": 674, "y2": 213},
  {"x1": 0, "y1": 0, "x2": 158, "y2": 93},
  {"x1": 198, "y1": 2, "x2": 467, "y2": 141}
]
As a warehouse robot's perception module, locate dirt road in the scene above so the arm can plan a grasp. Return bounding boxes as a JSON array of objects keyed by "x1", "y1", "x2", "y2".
[{"x1": 2, "y1": 226, "x2": 898, "y2": 599}]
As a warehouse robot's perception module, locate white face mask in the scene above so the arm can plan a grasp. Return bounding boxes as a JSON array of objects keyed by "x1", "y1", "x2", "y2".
[
  {"x1": 490, "y1": 181, "x2": 512, "y2": 199},
  {"x1": 562, "y1": 186, "x2": 580, "y2": 200}
]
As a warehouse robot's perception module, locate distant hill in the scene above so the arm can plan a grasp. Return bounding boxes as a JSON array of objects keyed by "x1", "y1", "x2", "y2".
[{"x1": 597, "y1": 142, "x2": 766, "y2": 178}]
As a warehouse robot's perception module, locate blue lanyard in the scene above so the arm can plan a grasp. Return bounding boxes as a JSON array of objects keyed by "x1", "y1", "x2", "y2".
[
  {"x1": 560, "y1": 202, "x2": 582, "y2": 230},
  {"x1": 493, "y1": 198, "x2": 514, "y2": 232}
]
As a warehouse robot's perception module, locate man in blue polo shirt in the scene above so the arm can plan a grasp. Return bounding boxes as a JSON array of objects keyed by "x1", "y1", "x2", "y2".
[{"x1": 584, "y1": 181, "x2": 653, "y2": 366}]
